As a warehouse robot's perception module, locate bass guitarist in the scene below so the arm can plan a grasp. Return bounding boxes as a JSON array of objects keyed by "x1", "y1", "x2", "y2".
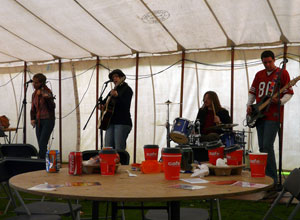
[
  {"x1": 99, "y1": 69, "x2": 133, "y2": 150},
  {"x1": 246, "y1": 50, "x2": 293, "y2": 185}
]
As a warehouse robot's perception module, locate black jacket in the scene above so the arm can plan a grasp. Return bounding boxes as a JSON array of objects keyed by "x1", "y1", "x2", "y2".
[
  {"x1": 195, "y1": 107, "x2": 232, "y2": 134},
  {"x1": 103, "y1": 82, "x2": 133, "y2": 126}
]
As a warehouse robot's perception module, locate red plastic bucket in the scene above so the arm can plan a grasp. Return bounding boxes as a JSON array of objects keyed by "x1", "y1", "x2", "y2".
[
  {"x1": 249, "y1": 153, "x2": 268, "y2": 177},
  {"x1": 99, "y1": 149, "x2": 118, "y2": 175},
  {"x1": 144, "y1": 145, "x2": 159, "y2": 161},
  {"x1": 226, "y1": 149, "x2": 243, "y2": 165},
  {"x1": 162, "y1": 148, "x2": 182, "y2": 180},
  {"x1": 208, "y1": 146, "x2": 224, "y2": 165}
]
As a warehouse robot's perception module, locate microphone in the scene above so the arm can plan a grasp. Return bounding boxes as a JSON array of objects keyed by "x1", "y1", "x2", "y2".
[
  {"x1": 281, "y1": 58, "x2": 288, "y2": 64},
  {"x1": 104, "y1": 79, "x2": 112, "y2": 84},
  {"x1": 26, "y1": 79, "x2": 33, "y2": 84}
]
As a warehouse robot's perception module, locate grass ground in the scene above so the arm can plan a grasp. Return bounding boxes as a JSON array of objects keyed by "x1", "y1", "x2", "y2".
[{"x1": 1, "y1": 190, "x2": 300, "y2": 220}]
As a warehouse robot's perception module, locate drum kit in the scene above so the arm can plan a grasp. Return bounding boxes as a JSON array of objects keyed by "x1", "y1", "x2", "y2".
[{"x1": 157, "y1": 100, "x2": 249, "y2": 154}]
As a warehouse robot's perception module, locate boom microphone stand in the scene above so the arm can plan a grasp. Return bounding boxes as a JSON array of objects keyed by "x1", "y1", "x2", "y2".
[{"x1": 83, "y1": 81, "x2": 109, "y2": 149}]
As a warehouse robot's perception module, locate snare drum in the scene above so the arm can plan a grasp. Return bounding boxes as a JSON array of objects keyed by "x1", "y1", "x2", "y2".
[{"x1": 170, "y1": 117, "x2": 191, "y2": 144}]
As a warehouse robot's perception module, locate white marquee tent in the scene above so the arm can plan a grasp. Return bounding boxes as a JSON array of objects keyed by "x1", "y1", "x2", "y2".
[{"x1": 0, "y1": 0, "x2": 300, "y2": 170}]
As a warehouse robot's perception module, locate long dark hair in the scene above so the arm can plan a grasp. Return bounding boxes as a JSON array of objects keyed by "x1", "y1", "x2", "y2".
[{"x1": 201, "y1": 91, "x2": 223, "y2": 113}]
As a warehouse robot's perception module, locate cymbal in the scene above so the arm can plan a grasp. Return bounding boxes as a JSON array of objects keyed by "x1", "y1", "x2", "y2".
[
  {"x1": 156, "y1": 100, "x2": 182, "y2": 105},
  {"x1": 206, "y1": 123, "x2": 238, "y2": 131}
]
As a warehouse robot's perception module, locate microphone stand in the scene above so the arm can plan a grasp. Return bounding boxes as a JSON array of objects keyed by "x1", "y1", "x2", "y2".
[
  {"x1": 83, "y1": 82, "x2": 109, "y2": 150},
  {"x1": 265, "y1": 59, "x2": 286, "y2": 189},
  {"x1": 15, "y1": 81, "x2": 31, "y2": 142},
  {"x1": 276, "y1": 59, "x2": 287, "y2": 189}
]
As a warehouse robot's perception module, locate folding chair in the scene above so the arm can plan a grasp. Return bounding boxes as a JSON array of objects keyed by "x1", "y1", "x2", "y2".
[
  {"x1": 2, "y1": 158, "x2": 81, "y2": 220},
  {"x1": 5, "y1": 215, "x2": 61, "y2": 220},
  {"x1": 0, "y1": 128, "x2": 9, "y2": 144},
  {"x1": 13, "y1": 193, "x2": 81, "y2": 220},
  {"x1": 6, "y1": 190, "x2": 61, "y2": 220},
  {"x1": 116, "y1": 149, "x2": 130, "y2": 165},
  {"x1": 0, "y1": 159, "x2": 17, "y2": 214},
  {"x1": 82, "y1": 150, "x2": 100, "y2": 160},
  {"x1": 0, "y1": 144, "x2": 38, "y2": 158},
  {"x1": 264, "y1": 168, "x2": 300, "y2": 220}
]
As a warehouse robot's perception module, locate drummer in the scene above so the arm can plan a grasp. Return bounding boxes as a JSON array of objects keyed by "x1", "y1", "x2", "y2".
[{"x1": 195, "y1": 91, "x2": 232, "y2": 141}]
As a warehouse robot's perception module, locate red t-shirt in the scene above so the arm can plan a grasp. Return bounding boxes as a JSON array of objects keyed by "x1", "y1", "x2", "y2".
[{"x1": 249, "y1": 68, "x2": 293, "y2": 122}]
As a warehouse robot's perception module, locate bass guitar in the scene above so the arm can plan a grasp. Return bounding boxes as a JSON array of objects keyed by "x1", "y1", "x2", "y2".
[
  {"x1": 246, "y1": 75, "x2": 300, "y2": 128},
  {"x1": 98, "y1": 76, "x2": 126, "y2": 130}
]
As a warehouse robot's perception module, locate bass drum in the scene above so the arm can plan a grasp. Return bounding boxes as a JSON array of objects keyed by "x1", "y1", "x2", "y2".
[
  {"x1": 170, "y1": 117, "x2": 192, "y2": 144},
  {"x1": 187, "y1": 144, "x2": 209, "y2": 163}
]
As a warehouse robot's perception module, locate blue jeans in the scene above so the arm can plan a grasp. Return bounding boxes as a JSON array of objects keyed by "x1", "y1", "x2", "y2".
[
  {"x1": 104, "y1": 124, "x2": 132, "y2": 150},
  {"x1": 36, "y1": 119, "x2": 55, "y2": 159},
  {"x1": 256, "y1": 120, "x2": 280, "y2": 184}
]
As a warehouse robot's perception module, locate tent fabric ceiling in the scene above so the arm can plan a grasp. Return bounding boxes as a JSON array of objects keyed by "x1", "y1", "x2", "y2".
[{"x1": 0, "y1": 0, "x2": 300, "y2": 63}]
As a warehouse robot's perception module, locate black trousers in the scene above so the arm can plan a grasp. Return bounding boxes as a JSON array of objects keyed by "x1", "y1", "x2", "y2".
[{"x1": 36, "y1": 119, "x2": 55, "y2": 159}]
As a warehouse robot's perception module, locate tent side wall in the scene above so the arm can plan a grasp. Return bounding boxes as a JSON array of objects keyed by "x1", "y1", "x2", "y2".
[{"x1": 0, "y1": 48, "x2": 300, "y2": 170}]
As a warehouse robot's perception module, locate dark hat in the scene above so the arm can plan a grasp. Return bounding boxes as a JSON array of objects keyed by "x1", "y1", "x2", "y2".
[{"x1": 108, "y1": 69, "x2": 126, "y2": 80}]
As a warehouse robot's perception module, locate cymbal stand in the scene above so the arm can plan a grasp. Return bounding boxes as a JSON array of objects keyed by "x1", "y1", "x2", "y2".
[
  {"x1": 194, "y1": 119, "x2": 201, "y2": 146},
  {"x1": 239, "y1": 129, "x2": 247, "y2": 164}
]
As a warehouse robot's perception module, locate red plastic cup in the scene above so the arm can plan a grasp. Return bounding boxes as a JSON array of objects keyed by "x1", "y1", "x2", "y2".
[
  {"x1": 208, "y1": 146, "x2": 224, "y2": 165},
  {"x1": 249, "y1": 153, "x2": 268, "y2": 177},
  {"x1": 226, "y1": 149, "x2": 243, "y2": 165},
  {"x1": 144, "y1": 145, "x2": 159, "y2": 161},
  {"x1": 99, "y1": 149, "x2": 118, "y2": 175},
  {"x1": 162, "y1": 148, "x2": 182, "y2": 180}
]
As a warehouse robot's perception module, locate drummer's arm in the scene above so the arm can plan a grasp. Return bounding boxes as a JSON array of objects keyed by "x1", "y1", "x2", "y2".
[
  {"x1": 214, "y1": 115, "x2": 221, "y2": 124},
  {"x1": 220, "y1": 109, "x2": 232, "y2": 124}
]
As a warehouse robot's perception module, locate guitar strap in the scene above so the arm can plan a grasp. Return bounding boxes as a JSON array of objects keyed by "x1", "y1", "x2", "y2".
[
  {"x1": 115, "y1": 82, "x2": 128, "y2": 98},
  {"x1": 265, "y1": 67, "x2": 283, "y2": 113}
]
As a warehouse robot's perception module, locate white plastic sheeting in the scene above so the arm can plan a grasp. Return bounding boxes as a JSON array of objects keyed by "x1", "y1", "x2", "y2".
[
  {"x1": 1, "y1": 0, "x2": 300, "y2": 62},
  {"x1": 1, "y1": 48, "x2": 300, "y2": 171}
]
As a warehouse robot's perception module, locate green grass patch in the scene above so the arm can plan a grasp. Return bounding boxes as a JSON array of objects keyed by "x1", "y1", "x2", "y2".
[{"x1": 1, "y1": 191, "x2": 300, "y2": 219}]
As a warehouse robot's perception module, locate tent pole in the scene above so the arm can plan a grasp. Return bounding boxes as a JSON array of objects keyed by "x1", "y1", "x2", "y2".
[
  {"x1": 133, "y1": 53, "x2": 139, "y2": 163},
  {"x1": 96, "y1": 57, "x2": 100, "y2": 150},
  {"x1": 179, "y1": 51, "x2": 185, "y2": 117},
  {"x1": 230, "y1": 47, "x2": 235, "y2": 121},
  {"x1": 23, "y1": 61, "x2": 27, "y2": 144},
  {"x1": 58, "y1": 59, "x2": 62, "y2": 163}
]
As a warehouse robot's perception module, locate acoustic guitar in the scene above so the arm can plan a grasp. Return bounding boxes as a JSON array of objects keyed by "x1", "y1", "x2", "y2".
[
  {"x1": 98, "y1": 76, "x2": 126, "y2": 130},
  {"x1": 246, "y1": 75, "x2": 300, "y2": 128}
]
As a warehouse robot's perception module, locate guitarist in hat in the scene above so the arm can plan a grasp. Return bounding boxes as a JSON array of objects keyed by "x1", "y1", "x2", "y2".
[
  {"x1": 246, "y1": 50, "x2": 293, "y2": 185},
  {"x1": 99, "y1": 69, "x2": 133, "y2": 150}
]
